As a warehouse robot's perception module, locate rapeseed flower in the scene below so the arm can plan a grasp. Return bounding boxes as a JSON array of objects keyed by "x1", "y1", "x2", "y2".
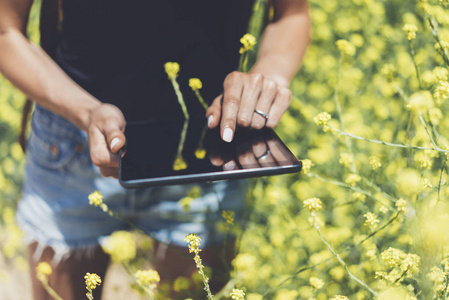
[
  {"x1": 301, "y1": 159, "x2": 314, "y2": 174},
  {"x1": 303, "y1": 197, "x2": 322, "y2": 211},
  {"x1": 363, "y1": 212, "x2": 380, "y2": 229},
  {"x1": 239, "y1": 33, "x2": 257, "y2": 54},
  {"x1": 173, "y1": 155, "x2": 187, "y2": 171},
  {"x1": 402, "y1": 24, "x2": 418, "y2": 40},
  {"x1": 309, "y1": 277, "x2": 324, "y2": 289},
  {"x1": 369, "y1": 156, "x2": 382, "y2": 170},
  {"x1": 101, "y1": 231, "x2": 136, "y2": 263},
  {"x1": 85, "y1": 273, "x2": 101, "y2": 291},
  {"x1": 336, "y1": 39, "x2": 356, "y2": 56},
  {"x1": 184, "y1": 233, "x2": 201, "y2": 253},
  {"x1": 36, "y1": 262, "x2": 52, "y2": 281},
  {"x1": 134, "y1": 269, "x2": 160, "y2": 286},
  {"x1": 230, "y1": 288, "x2": 245, "y2": 300},
  {"x1": 189, "y1": 78, "x2": 202, "y2": 91},
  {"x1": 164, "y1": 62, "x2": 180, "y2": 79},
  {"x1": 222, "y1": 210, "x2": 235, "y2": 225},
  {"x1": 345, "y1": 174, "x2": 361, "y2": 186}
]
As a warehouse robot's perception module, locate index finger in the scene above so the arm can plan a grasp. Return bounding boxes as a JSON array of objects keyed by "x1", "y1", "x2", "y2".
[{"x1": 221, "y1": 72, "x2": 244, "y2": 143}]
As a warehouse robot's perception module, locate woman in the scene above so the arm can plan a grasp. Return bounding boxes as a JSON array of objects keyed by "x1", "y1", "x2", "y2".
[{"x1": 0, "y1": 0, "x2": 310, "y2": 298}]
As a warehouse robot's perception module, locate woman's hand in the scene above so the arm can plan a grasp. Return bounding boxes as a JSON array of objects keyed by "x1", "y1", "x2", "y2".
[
  {"x1": 87, "y1": 103, "x2": 126, "y2": 178},
  {"x1": 206, "y1": 71, "x2": 291, "y2": 143}
]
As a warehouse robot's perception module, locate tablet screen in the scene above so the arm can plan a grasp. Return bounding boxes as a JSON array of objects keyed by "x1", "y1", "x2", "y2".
[{"x1": 119, "y1": 118, "x2": 301, "y2": 188}]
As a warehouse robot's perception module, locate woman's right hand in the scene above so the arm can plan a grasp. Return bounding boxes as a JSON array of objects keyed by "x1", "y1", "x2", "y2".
[{"x1": 86, "y1": 103, "x2": 126, "y2": 178}]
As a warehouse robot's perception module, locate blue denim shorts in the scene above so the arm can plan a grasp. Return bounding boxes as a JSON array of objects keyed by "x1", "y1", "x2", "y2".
[{"x1": 16, "y1": 105, "x2": 247, "y2": 261}]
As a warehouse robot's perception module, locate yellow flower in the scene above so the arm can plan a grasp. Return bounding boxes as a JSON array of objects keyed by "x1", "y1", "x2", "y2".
[
  {"x1": 309, "y1": 276, "x2": 324, "y2": 289},
  {"x1": 36, "y1": 262, "x2": 52, "y2": 281},
  {"x1": 184, "y1": 233, "x2": 202, "y2": 253},
  {"x1": 381, "y1": 64, "x2": 396, "y2": 81},
  {"x1": 222, "y1": 210, "x2": 235, "y2": 225},
  {"x1": 189, "y1": 78, "x2": 202, "y2": 91},
  {"x1": 85, "y1": 273, "x2": 102, "y2": 291},
  {"x1": 335, "y1": 39, "x2": 356, "y2": 56},
  {"x1": 369, "y1": 156, "x2": 382, "y2": 170},
  {"x1": 88, "y1": 191, "x2": 103, "y2": 207},
  {"x1": 314, "y1": 112, "x2": 331, "y2": 126},
  {"x1": 395, "y1": 198, "x2": 408, "y2": 212},
  {"x1": 345, "y1": 174, "x2": 361, "y2": 186},
  {"x1": 88, "y1": 191, "x2": 109, "y2": 212},
  {"x1": 422, "y1": 178, "x2": 433, "y2": 190},
  {"x1": 434, "y1": 81, "x2": 449, "y2": 104},
  {"x1": 101, "y1": 231, "x2": 136, "y2": 263},
  {"x1": 230, "y1": 288, "x2": 246, "y2": 300},
  {"x1": 406, "y1": 91, "x2": 433, "y2": 113},
  {"x1": 363, "y1": 212, "x2": 380, "y2": 228},
  {"x1": 164, "y1": 62, "x2": 180, "y2": 79},
  {"x1": 303, "y1": 197, "x2": 322, "y2": 211},
  {"x1": 173, "y1": 155, "x2": 188, "y2": 171},
  {"x1": 239, "y1": 33, "x2": 257, "y2": 54},
  {"x1": 179, "y1": 196, "x2": 193, "y2": 212},
  {"x1": 353, "y1": 191, "x2": 366, "y2": 202},
  {"x1": 339, "y1": 153, "x2": 352, "y2": 168},
  {"x1": 195, "y1": 148, "x2": 206, "y2": 159},
  {"x1": 381, "y1": 247, "x2": 405, "y2": 268},
  {"x1": 134, "y1": 269, "x2": 160, "y2": 286},
  {"x1": 402, "y1": 24, "x2": 418, "y2": 40},
  {"x1": 301, "y1": 159, "x2": 314, "y2": 174}
]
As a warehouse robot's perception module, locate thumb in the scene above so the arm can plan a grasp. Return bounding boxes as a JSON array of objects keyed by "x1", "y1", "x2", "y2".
[{"x1": 104, "y1": 123, "x2": 126, "y2": 153}]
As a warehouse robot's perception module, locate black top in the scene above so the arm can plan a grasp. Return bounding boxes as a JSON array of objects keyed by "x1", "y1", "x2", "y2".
[{"x1": 54, "y1": 0, "x2": 254, "y2": 121}]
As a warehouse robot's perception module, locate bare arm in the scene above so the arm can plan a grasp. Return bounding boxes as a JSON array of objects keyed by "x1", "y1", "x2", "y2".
[
  {"x1": 207, "y1": 0, "x2": 311, "y2": 142},
  {"x1": 0, "y1": 0, "x2": 126, "y2": 177}
]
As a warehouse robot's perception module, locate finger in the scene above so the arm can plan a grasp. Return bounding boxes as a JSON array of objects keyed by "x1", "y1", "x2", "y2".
[
  {"x1": 253, "y1": 140, "x2": 276, "y2": 167},
  {"x1": 266, "y1": 87, "x2": 292, "y2": 128},
  {"x1": 223, "y1": 160, "x2": 238, "y2": 171},
  {"x1": 102, "y1": 119, "x2": 126, "y2": 153},
  {"x1": 251, "y1": 79, "x2": 278, "y2": 130},
  {"x1": 99, "y1": 166, "x2": 119, "y2": 178},
  {"x1": 266, "y1": 137, "x2": 290, "y2": 166},
  {"x1": 206, "y1": 95, "x2": 222, "y2": 129},
  {"x1": 221, "y1": 71, "x2": 244, "y2": 143},
  {"x1": 89, "y1": 126, "x2": 120, "y2": 168},
  {"x1": 236, "y1": 74, "x2": 263, "y2": 127}
]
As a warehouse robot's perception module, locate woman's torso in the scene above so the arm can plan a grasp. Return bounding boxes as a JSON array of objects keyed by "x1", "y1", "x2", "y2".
[{"x1": 54, "y1": 0, "x2": 254, "y2": 120}]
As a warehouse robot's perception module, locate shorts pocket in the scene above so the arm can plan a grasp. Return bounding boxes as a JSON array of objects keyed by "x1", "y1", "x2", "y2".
[{"x1": 27, "y1": 130, "x2": 78, "y2": 171}]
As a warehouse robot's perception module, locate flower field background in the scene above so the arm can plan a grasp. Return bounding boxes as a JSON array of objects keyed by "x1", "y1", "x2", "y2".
[{"x1": 2, "y1": 0, "x2": 449, "y2": 299}]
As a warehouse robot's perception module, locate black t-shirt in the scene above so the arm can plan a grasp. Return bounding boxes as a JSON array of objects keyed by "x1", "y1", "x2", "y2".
[{"x1": 54, "y1": 0, "x2": 254, "y2": 121}]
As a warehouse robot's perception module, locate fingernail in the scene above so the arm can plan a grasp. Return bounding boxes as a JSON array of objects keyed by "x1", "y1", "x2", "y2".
[
  {"x1": 224, "y1": 160, "x2": 236, "y2": 170},
  {"x1": 208, "y1": 115, "x2": 214, "y2": 127},
  {"x1": 223, "y1": 127, "x2": 233, "y2": 143},
  {"x1": 110, "y1": 137, "x2": 119, "y2": 150}
]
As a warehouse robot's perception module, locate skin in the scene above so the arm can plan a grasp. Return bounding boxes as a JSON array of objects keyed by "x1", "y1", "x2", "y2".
[{"x1": 0, "y1": 0, "x2": 310, "y2": 298}]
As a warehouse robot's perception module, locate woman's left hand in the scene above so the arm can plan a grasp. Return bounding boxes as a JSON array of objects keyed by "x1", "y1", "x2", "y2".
[{"x1": 206, "y1": 71, "x2": 291, "y2": 143}]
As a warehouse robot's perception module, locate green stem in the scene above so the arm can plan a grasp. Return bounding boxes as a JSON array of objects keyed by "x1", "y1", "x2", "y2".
[
  {"x1": 426, "y1": 16, "x2": 449, "y2": 67},
  {"x1": 419, "y1": 114, "x2": 438, "y2": 148},
  {"x1": 311, "y1": 213, "x2": 379, "y2": 296},
  {"x1": 408, "y1": 40, "x2": 422, "y2": 90},
  {"x1": 195, "y1": 90, "x2": 209, "y2": 110},
  {"x1": 170, "y1": 77, "x2": 190, "y2": 120},
  {"x1": 39, "y1": 278, "x2": 64, "y2": 300},
  {"x1": 308, "y1": 172, "x2": 395, "y2": 208},
  {"x1": 330, "y1": 127, "x2": 449, "y2": 154}
]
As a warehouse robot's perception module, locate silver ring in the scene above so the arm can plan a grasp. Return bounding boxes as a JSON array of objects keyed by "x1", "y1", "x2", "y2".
[
  {"x1": 254, "y1": 109, "x2": 269, "y2": 119},
  {"x1": 256, "y1": 149, "x2": 271, "y2": 160}
]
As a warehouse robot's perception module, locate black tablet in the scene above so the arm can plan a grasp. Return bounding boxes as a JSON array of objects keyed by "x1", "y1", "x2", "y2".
[{"x1": 119, "y1": 118, "x2": 302, "y2": 188}]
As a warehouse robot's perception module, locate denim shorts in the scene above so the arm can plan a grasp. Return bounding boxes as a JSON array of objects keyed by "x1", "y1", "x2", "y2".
[{"x1": 16, "y1": 105, "x2": 247, "y2": 261}]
